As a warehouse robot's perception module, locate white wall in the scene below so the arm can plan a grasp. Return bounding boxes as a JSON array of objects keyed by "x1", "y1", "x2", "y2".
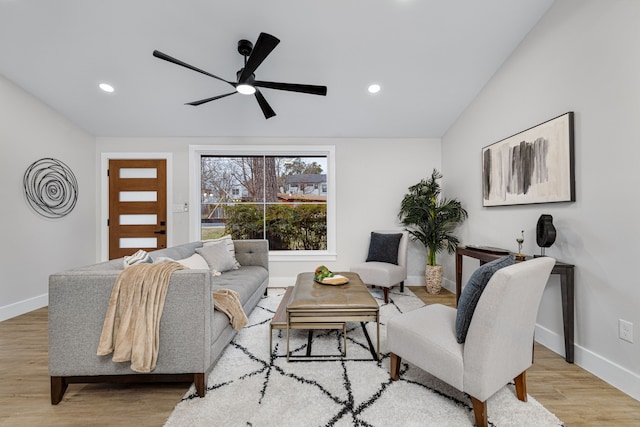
[
  {"x1": 441, "y1": 0, "x2": 640, "y2": 399},
  {"x1": 0, "y1": 75, "x2": 96, "y2": 321},
  {"x1": 95, "y1": 137, "x2": 440, "y2": 285}
]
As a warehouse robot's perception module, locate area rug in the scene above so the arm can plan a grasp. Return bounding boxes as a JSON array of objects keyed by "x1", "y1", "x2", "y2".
[{"x1": 165, "y1": 288, "x2": 563, "y2": 427}]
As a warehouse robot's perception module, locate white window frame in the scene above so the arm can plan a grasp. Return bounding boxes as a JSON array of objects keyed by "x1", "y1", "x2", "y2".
[{"x1": 189, "y1": 145, "x2": 337, "y2": 262}]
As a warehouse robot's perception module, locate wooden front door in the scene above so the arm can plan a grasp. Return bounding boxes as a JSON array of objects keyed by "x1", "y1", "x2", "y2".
[{"x1": 108, "y1": 159, "x2": 167, "y2": 259}]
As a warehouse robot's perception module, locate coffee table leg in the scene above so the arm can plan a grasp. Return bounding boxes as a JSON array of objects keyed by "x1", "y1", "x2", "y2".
[
  {"x1": 286, "y1": 316, "x2": 290, "y2": 362},
  {"x1": 343, "y1": 324, "x2": 347, "y2": 357},
  {"x1": 306, "y1": 330, "x2": 313, "y2": 356},
  {"x1": 377, "y1": 312, "x2": 380, "y2": 361},
  {"x1": 361, "y1": 322, "x2": 378, "y2": 361}
]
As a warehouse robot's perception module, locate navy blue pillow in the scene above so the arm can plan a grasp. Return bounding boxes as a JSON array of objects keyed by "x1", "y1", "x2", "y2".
[
  {"x1": 455, "y1": 255, "x2": 515, "y2": 343},
  {"x1": 366, "y1": 232, "x2": 403, "y2": 265}
]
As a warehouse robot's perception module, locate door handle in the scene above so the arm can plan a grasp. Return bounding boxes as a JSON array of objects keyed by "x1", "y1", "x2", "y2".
[{"x1": 154, "y1": 230, "x2": 166, "y2": 235}]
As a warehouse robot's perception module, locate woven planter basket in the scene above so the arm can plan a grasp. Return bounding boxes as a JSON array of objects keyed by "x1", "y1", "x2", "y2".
[{"x1": 425, "y1": 265, "x2": 443, "y2": 294}]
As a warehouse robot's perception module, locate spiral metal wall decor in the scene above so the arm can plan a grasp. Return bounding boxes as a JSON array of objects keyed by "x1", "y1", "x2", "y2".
[{"x1": 23, "y1": 158, "x2": 78, "y2": 219}]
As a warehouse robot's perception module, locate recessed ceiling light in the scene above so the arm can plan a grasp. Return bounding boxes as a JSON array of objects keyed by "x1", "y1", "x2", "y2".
[
  {"x1": 99, "y1": 83, "x2": 115, "y2": 93},
  {"x1": 368, "y1": 84, "x2": 381, "y2": 94}
]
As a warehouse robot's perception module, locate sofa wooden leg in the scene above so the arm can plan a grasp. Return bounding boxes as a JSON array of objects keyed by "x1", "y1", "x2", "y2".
[
  {"x1": 471, "y1": 397, "x2": 488, "y2": 427},
  {"x1": 390, "y1": 353, "x2": 401, "y2": 380},
  {"x1": 515, "y1": 371, "x2": 528, "y2": 402},
  {"x1": 51, "y1": 376, "x2": 68, "y2": 405},
  {"x1": 194, "y1": 373, "x2": 206, "y2": 397},
  {"x1": 383, "y1": 288, "x2": 389, "y2": 303},
  {"x1": 400, "y1": 281, "x2": 404, "y2": 293}
]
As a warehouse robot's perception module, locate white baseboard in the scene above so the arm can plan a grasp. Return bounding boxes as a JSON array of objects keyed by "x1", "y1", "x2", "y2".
[
  {"x1": 267, "y1": 276, "x2": 299, "y2": 288},
  {"x1": 0, "y1": 294, "x2": 48, "y2": 322},
  {"x1": 536, "y1": 324, "x2": 640, "y2": 401},
  {"x1": 405, "y1": 275, "x2": 424, "y2": 286}
]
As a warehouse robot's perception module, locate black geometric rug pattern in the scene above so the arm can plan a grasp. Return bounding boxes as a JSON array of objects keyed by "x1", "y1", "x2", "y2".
[{"x1": 165, "y1": 288, "x2": 563, "y2": 427}]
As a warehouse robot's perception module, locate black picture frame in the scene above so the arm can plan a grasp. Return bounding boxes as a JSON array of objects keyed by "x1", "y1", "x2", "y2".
[{"x1": 482, "y1": 112, "x2": 575, "y2": 207}]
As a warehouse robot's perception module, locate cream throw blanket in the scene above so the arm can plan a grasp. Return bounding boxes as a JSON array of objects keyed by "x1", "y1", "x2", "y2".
[
  {"x1": 213, "y1": 289, "x2": 248, "y2": 331},
  {"x1": 97, "y1": 261, "x2": 184, "y2": 373}
]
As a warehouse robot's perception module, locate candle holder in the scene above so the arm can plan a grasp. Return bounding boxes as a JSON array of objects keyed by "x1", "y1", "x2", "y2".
[{"x1": 515, "y1": 230, "x2": 526, "y2": 261}]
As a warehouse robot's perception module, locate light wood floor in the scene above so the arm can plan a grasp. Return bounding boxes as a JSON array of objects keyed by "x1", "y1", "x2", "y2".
[{"x1": 0, "y1": 288, "x2": 638, "y2": 426}]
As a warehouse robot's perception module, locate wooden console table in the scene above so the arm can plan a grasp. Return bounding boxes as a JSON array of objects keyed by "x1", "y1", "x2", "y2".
[{"x1": 455, "y1": 246, "x2": 575, "y2": 363}]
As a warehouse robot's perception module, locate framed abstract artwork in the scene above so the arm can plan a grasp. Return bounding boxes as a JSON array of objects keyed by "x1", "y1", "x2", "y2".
[{"x1": 482, "y1": 112, "x2": 575, "y2": 207}]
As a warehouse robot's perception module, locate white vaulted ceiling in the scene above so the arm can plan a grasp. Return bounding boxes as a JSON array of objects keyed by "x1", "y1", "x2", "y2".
[{"x1": 0, "y1": 0, "x2": 554, "y2": 138}]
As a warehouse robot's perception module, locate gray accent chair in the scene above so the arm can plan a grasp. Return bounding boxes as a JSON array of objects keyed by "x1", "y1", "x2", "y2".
[
  {"x1": 350, "y1": 230, "x2": 409, "y2": 303},
  {"x1": 387, "y1": 257, "x2": 555, "y2": 427}
]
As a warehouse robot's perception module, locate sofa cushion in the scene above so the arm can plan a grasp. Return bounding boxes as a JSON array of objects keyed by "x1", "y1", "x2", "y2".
[
  {"x1": 455, "y1": 255, "x2": 515, "y2": 343},
  {"x1": 176, "y1": 253, "x2": 210, "y2": 270},
  {"x1": 196, "y1": 241, "x2": 237, "y2": 273},
  {"x1": 366, "y1": 232, "x2": 403, "y2": 265},
  {"x1": 203, "y1": 235, "x2": 241, "y2": 269},
  {"x1": 212, "y1": 266, "x2": 269, "y2": 307},
  {"x1": 150, "y1": 241, "x2": 203, "y2": 261}
]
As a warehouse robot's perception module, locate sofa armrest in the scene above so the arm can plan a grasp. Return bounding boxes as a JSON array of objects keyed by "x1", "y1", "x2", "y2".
[
  {"x1": 233, "y1": 239, "x2": 269, "y2": 271},
  {"x1": 48, "y1": 269, "x2": 213, "y2": 376}
]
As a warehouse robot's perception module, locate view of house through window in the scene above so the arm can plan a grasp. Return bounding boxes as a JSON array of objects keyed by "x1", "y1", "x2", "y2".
[{"x1": 201, "y1": 155, "x2": 328, "y2": 251}]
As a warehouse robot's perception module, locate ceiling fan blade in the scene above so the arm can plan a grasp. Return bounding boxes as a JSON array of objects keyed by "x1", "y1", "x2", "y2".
[
  {"x1": 239, "y1": 33, "x2": 280, "y2": 83},
  {"x1": 254, "y1": 80, "x2": 327, "y2": 96},
  {"x1": 185, "y1": 91, "x2": 237, "y2": 106},
  {"x1": 254, "y1": 89, "x2": 276, "y2": 119},
  {"x1": 153, "y1": 50, "x2": 235, "y2": 87}
]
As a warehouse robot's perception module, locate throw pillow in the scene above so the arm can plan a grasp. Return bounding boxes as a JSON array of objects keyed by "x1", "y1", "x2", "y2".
[
  {"x1": 176, "y1": 253, "x2": 210, "y2": 270},
  {"x1": 455, "y1": 255, "x2": 515, "y2": 343},
  {"x1": 123, "y1": 249, "x2": 152, "y2": 269},
  {"x1": 366, "y1": 232, "x2": 403, "y2": 265},
  {"x1": 196, "y1": 240, "x2": 237, "y2": 273},
  {"x1": 202, "y1": 235, "x2": 240, "y2": 269}
]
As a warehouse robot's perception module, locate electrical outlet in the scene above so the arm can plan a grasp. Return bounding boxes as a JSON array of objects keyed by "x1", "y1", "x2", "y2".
[{"x1": 619, "y1": 319, "x2": 633, "y2": 343}]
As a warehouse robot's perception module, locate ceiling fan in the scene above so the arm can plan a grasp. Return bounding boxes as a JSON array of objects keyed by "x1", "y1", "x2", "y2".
[{"x1": 152, "y1": 32, "x2": 327, "y2": 119}]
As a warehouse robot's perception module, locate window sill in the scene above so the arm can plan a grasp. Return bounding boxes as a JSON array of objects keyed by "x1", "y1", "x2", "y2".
[{"x1": 269, "y1": 251, "x2": 337, "y2": 262}]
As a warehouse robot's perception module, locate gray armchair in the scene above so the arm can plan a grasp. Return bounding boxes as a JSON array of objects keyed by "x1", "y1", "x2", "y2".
[{"x1": 387, "y1": 256, "x2": 555, "y2": 427}]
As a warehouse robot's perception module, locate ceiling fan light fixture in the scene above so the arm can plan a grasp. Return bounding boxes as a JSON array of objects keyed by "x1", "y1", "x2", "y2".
[
  {"x1": 99, "y1": 83, "x2": 115, "y2": 93},
  {"x1": 236, "y1": 84, "x2": 256, "y2": 95}
]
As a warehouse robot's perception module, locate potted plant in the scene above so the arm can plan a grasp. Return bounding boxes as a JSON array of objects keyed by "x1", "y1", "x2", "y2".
[{"x1": 398, "y1": 169, "x2": 468, "y2": 293}]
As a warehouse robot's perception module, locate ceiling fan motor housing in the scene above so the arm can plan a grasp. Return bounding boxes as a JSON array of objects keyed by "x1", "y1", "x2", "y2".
[{"x1": 237, "y1": 39, "x2": 253, "y2": 57}]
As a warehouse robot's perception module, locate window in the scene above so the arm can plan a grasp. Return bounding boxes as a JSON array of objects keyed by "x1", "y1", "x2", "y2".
[{"x1": 190, "y1": 145, "x2": 336, "y2": 260}]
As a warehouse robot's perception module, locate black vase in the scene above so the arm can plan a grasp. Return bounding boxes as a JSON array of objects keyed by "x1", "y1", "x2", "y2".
[{"x1": 536, "y1": 214, "x2": 556, "y2": 256}]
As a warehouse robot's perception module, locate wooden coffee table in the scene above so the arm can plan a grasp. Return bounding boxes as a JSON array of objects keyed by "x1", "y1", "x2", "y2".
[{"x1": 271, "y1": 272, "x2": 380, "y2": 361}]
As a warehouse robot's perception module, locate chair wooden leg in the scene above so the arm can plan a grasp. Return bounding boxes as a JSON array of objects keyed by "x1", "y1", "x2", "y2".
[
  {"x1": 471, "y1": 397, "x2": 488, "y2": 427},
  {"x1": 383, "y1": 288, "x2": 389, "y2": 303},
  {"x1": 400, "y1": 281, "x2": 404, "y2": 292},
  {"x1": 194, "y1": 373, "x2": 207, "y2": 397},
  {"x1": 390, "y1": 352, "x2": 401, "y2": 380},
  {"x1": 514, "y1": 371, "x2": 528, "y2": 402},
  {"x1": 50, "y1": 376, "x2": 68, "y2": 405}
]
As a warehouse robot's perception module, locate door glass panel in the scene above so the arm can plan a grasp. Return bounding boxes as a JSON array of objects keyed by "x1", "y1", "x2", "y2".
[
  {"x1": 119, "y1": 214, "x2": 158, "y2": 225},
  {"x1": 119, "y1": 168, "x2": 157, "y2": 179},
  {"x1": 119, "y1": 191, "x2": 157, "y2": 202},
  {"x1": 120, "y1": 237, "x2": 158, "y2": 248}
]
